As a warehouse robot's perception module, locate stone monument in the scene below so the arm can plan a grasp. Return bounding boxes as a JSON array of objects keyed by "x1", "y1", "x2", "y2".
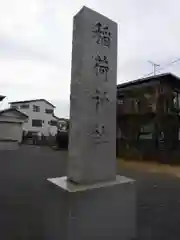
[
  {"x1": 67, "y1": 5, "x2": 117, "y2": 184},
  {"x1": 46, "y1": 6, "x2": 136, "y2": 240}
]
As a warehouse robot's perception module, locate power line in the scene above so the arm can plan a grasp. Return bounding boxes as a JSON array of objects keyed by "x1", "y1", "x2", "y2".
[{"x1": 157, "y1": 58, "x2": 180, "y2": 72}]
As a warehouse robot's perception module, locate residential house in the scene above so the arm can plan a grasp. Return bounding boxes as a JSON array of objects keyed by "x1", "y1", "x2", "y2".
[
  {"x1": 9, "y1": 99, "x2": 60, "y2": 136},
  {"x1": 0, "y1": 95, "x2": 5, "y2": 102},
  {"x1": 0, "y1": 95, "x2": 28, "y2": 150},
  {"x1": 117, "y1": 73, "x2": 180, "y2": 163}
]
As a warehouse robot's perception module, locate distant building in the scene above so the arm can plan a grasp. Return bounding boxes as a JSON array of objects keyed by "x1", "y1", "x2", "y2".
[
  {"x1": 0, "y1": 95, "x2": 28, "y2": 150},
  {"x1": 9, "y1": 99, "x2": 60, "y2": 136},
  {"x1": 0, "y1": 108, "x2": 28, "y2": 142},
  {"x1": 57, "y1": 118, "x2": 69, "y2": 132},
  {"x1": 117, "y1": 73, "x2": 180, "y2": 163}
]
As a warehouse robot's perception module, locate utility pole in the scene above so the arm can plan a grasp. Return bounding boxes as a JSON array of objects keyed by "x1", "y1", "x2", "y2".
[{"x1": 148, "y1": 61, "x2": 160, "y2": 76}]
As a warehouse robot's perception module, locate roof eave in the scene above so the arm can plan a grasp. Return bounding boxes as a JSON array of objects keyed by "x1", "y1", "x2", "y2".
[
  {"x1": 9, "y1": 99, "x2": 55, "y2": 108},
  {"x1": 0, "y1": 95, "x2": 6, "y2": 101},
  {"x1": 0, "y1": 108, "x2": 28, "y2": 118},
  {"x1": 117, "y1": 72, "x2": 177, "y2": 89}
]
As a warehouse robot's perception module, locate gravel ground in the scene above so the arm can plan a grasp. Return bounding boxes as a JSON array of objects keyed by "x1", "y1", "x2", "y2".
[{"x1": 0, "y1": 145, "x2": 180, "y2": 240}]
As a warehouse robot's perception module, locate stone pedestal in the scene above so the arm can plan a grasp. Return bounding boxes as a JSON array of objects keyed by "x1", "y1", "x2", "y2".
[{"x1": 45, "y1": 175, "x2": 136, "y2": 240}]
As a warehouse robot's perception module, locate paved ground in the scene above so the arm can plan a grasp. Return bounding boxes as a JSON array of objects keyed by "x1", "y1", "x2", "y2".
[{"x1": 0, "y1": 145, "x2": 180, "y2": 239}]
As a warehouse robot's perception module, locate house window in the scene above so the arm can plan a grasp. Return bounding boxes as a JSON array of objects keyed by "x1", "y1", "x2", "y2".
[
  {"x1": 178, "y1": 128, "x2": 180, "y2": 140},
  {"x1": 33, "y1": 105, "x2": 40, "y2": 112},
  {"x1": 140, "y1": 125, "x2": 152, "y2": 133},
  {"x1": 173, "y1": 91, "x2": 180, "y2": 109},
  {"x1": 134, "y1": 99, "x2": 140, "y2": 110},
  {"x1": 20, "y1": 104, "x2": 29, "y2": 109},
  {"x1": 117, "y1": 99, "x2": 124, "y2": 104},
  {"x1": 139, "y1": 124, "x2": 153, "y2": 139},
  {"x1": 49, "y1": 120, "x2": 57, "y2": 126},
  {"x1": 32, "y1": 119, "x2": 43, "y2": 127},
  {"x1": 11, "y1": 105, "x2": 18, "y2": 109},
  {"x1": 45, "y1": 109, "x2": 53, "y2": 114}
]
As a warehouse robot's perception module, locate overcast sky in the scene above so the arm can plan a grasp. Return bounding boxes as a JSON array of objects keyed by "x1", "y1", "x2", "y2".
[{"x1": 1, "y1": 0, "x2": 180, "y2": 117}]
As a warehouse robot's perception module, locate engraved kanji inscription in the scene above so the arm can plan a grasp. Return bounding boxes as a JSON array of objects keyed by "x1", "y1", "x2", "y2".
[
  {"x1": 94, "y1": 55, "x2": 109, "y2": 81},
  {"x1": 92, "y1": 89, "x2": 109, "y2": 113},
  {"x1": 91, "y1": 123, "x2": 109, "y2": 144},
  {"x1": 95, "y1": 124, "x2": 105, "y2": 138},
  {"x1": 92, "y1": 22, "x2": 111, "y2": 48}
]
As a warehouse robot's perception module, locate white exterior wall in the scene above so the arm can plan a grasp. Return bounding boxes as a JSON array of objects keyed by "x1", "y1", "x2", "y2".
[
  {"x1": 11, "y1": 101, "x2": 58, "y2": 136},
  {"x1": 0, "y1": 110, "x2": 27, "y2": 150},
  {"x1": 0, "y1": 122, "x2": 23, "y2": 142}
]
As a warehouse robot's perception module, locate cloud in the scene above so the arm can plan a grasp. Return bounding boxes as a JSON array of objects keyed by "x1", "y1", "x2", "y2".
[
  {"x1": 1, "y1": 0, "x2": 180, "y2": 117},
  {"x1": 0, "y1": 34, "x2": 55, "y2": 63}
]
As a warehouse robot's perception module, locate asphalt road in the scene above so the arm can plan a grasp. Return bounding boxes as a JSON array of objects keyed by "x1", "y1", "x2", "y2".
[{"x1": 0, "y1": 145, "x2": 180, "y2": 239}]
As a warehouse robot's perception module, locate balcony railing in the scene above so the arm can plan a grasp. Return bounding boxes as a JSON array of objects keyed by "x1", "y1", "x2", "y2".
[{"x1": 117, "y1": 101, "x2": 155, "y2": 115}]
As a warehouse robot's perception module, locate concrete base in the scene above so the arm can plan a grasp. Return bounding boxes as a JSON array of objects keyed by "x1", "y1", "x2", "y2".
[{"x1": 46, "y1": 175, "x2": 136, "y2": 240}]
